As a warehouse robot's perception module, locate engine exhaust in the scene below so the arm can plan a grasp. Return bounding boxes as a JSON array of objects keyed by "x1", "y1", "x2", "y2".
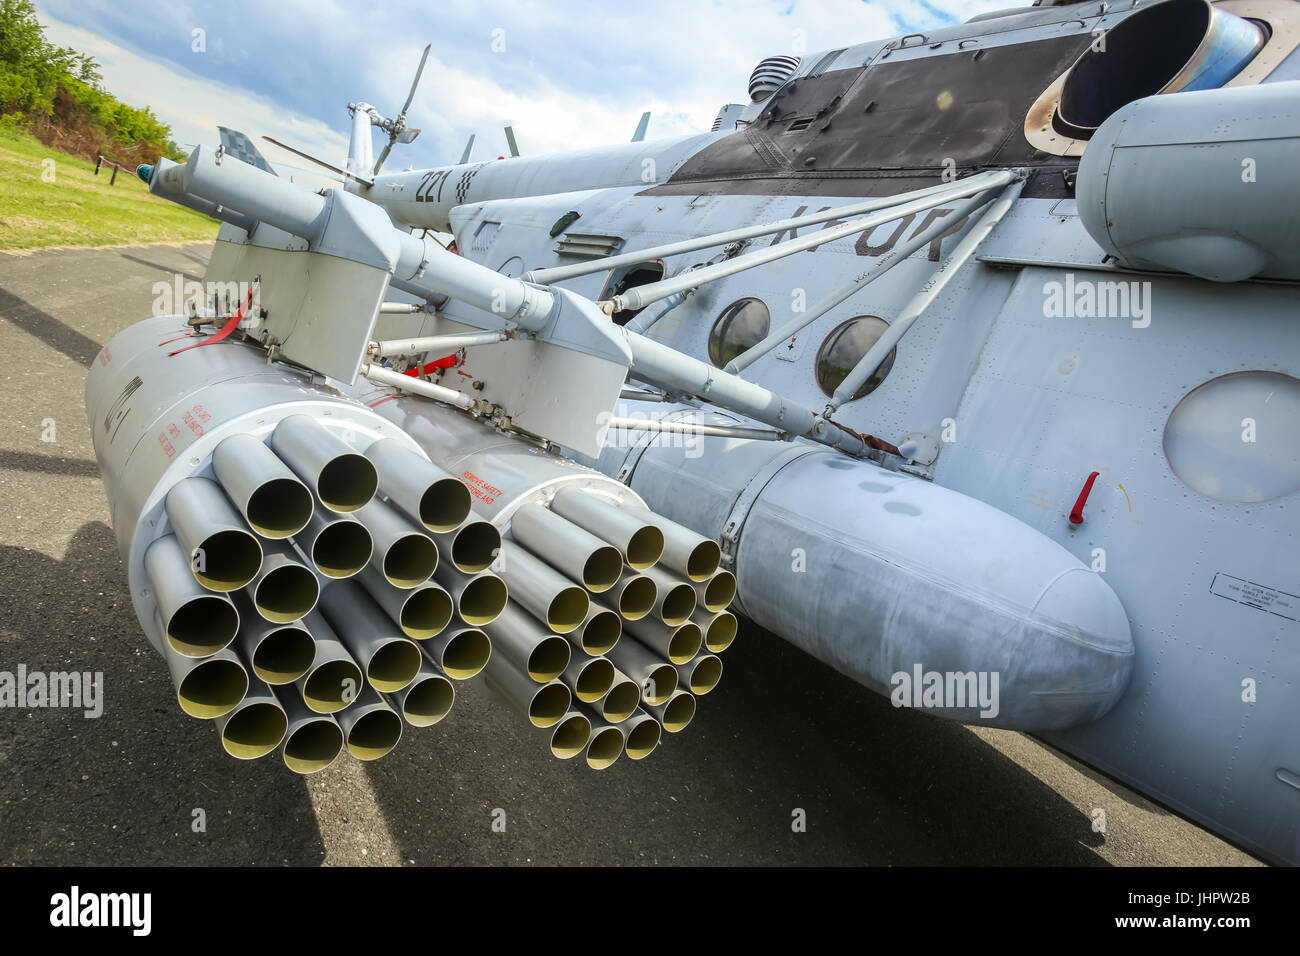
[
  {"x1": 355, "y1": 499, "x2": 438, "y2": 588},
  {"x1": 233, "y1": 593, "x2": 316, "y2": 684},
  {"x1": 483, "y1": 601, "x2": 572, "y2": 682},
  {"x1": 270, "y1": 414, "x2": 377, "y2": 513},
  {"x1": 549, "y1": 487, "x2": 664, "y2": 570},
  {"x1": 165, "y1": 477, "x2": 263, "y2": 592},
  {"x1": 244, "y1": 542, "x2": 320, "y2": 623},
  {"x1": 295, "y1": 509, "x2": 373, "y2": 579},
  {"x1": 509, "y1": 504, "x2": 623, "y2": 592},
  {"x1": 319, "y1": 583, "x2": 422, "y2": 693},
  {"x1": 212, "y1": 433, "x2": 313, "y2": 539},
  {"x1": 335, "y1": 685, "x2": 404, "y2": 761},
  {"x1": 294, "y1": 611, "x2": 365, "y2": 714},
  {"x1": 433, "y1": 562, "x2": 508, "y2": 626},
  {"x1": 359, "y1": 566, "x2": 453, "y2": 640},
  {"x1": 606, "y1": 638, "x2": 678, "y2": 705},
  {"x1": 275, "y1": 685, "x2": 344, "y2": 774},
  {"x1": 389, "y1": 660, "x2": 456, "y2": 727},
  {"x1": 422, "y1": 625, "x2": 492, "y2": 680},
  {"x1": 497, "y1": 541, "x2": 589, "y2": 633},
  {"x1": 366, "y1": 437, "x2": 472, "y2": 532},
  {"x1": 215, "y1": 675, "x2": 287, "y2": 759},
  {"x1": 145, "y1": 535, "x2": 240, "y2": 657}
]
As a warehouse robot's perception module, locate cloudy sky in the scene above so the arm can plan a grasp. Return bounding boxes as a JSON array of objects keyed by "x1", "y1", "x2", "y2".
[{"x1": 36, "y1": 0, "x2": 1013, "y2": 175}]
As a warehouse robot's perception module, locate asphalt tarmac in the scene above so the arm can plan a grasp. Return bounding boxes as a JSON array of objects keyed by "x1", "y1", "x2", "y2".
[{"x1": 0, "y1": 242, "x2": 1260, "y2": 866}]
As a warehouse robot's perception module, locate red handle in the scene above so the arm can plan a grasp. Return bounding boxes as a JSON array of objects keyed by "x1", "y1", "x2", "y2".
[{"x1": 1069, "y1": 471, "x2": 1100, "y2": 525}]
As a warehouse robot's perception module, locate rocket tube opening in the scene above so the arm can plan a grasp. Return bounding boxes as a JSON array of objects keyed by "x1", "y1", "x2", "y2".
[
  {"x1": 528, "y1": 634, "x2": 572, "y2": 683},
  {"x1": 401, "y1": 673, "x2": 455, "y2": 726},
  {"x1": 602, "y1": 677, "x2": 642, "y2": 722},
  {"x1": 624, "y1": 716, "x2": 662, "y2": 760},
  {"x1": 400, "y1": 586, "x2": 454, "y2": 640},
  {"x1": 529, "y1": 682, "x2": 572, "y2": 727},
  {"x1": 381, "y1": 533, "x2": 438, "y2": 588},
  {"x1": 581, "y1": 545, "x2": 624, "y2": 592},
  {"x1": 643, "y1": 664, "x2": 679, "y2": 706},
  {"x1": 221, "y1": 702, "x2": 287, "y2": 759},
  {"x1": 192, "y1": 529, "x2": 263, "y2": 592},
  {"x1": 316, "y1": 453, "x2": 378, "y2": 513},
  {"x1": 658, "y1": 691, "x2": 696, "y2": 733},
  {"x1": 616, "y1": 575, "x2": 656, "y2": 621},
  {"x1": 345, "y1": 708, "x2": 402, "y2": 760},
  {"x1": 246, "y1": 478, "x2": 313, "y2": 539},
  {"x1": 457, "y1": 574, "x2": 508, "y2": 626},
  {"x1": 365, "y1": 639, "x2": 422, "y2": 692},
  {"x1": 302, "y1": 660, "x2": 364, "y2": 713},
  {"x1": 666, "y1": 622, "x2": 703, "y2": 665},
  {"x1": 176, "y1": 657, "x2": 248, "y2": 719},
  {"x1": 310, "y1": 520, "x2": 372, "y2": 578},
  {"x1": 701, "y1": 571, "x2": 737, "y2": 612},
  {"x1": 251, "y1": 624, "x2": 316, "y2": 684},
  {"x1": 166, "y1": 596, "x2": 239, "y2": 657},
  {"x1": 546, "y1": 586, "x2": 590, "y2": 634},
  {"x1": 573, "y1": 657, "x2": 616, "y2": 703},
  {"x1": 448, "y1": 520, "x2": 501, "y2": 573},
  {"x1": 625, "y1": 526, "x2": 665, "y2": 571},
  {"x1": 686, "y1": 655, "x2": 723, "y2": 696},
  {"x1": 684, "y1": 540, "x2": 722, "y2": 581},
  {"x1": 580, "y1": 608, "x2": 621, "y2": 656},
  {"x1": 283, "y1": 718, "x2": 343, "y2": 774},
  {"x1": 251, "y1": 561, "x2": 320, "y2": 623},
  {"x1": 585, "y1": 726, "x2": 625, "y2": 771},
  {"x1": 419, "y1": 479, "x2": 472, "y2": 533},
  {"x1": 439, "y1": 628, "x2": 491, "y2": 680},
  {"x1": 549, "y1": 713, "x2": 591, "y2": 759},
  {"x1": 659, "y1": 583, "x2": 697, "y2": 628},
  {"x1": 702, "y1": 611, "x2": 738, "y2": 653}
]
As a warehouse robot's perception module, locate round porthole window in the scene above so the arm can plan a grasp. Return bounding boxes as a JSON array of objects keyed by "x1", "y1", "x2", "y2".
[
  {"x1": 815, "y1": 316, "x2": 896, "y2": 400},
  {"x1": 1163, "y1": 371, "x2": 1300, "y2": 503},
  {"x1": 708, "y1": 298, "x2": 770, "y2": 368}
]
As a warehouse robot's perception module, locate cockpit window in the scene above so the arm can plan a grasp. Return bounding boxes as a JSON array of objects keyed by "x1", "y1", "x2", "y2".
[
  {"x1": 814, "y1": 316, "x2": 895, "y2": 400},
  {"x1": 708, "y1": 298, "x2": 770, "y2": 368}
]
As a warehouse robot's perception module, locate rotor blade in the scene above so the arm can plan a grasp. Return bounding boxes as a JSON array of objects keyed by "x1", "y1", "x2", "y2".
[
  {"x1": 459, "y1": 134, "x2": 475, "y2": 164},
  {"x1": 631, "y1": 111, "x2": 650, "y2": 143},
  {"x1": 397, "y1": 44, "x2": 432, "y2": 121},
  {"x1": 504, "y1": 125, "x2": 520, "y2": 157},
  {"x1": 262, "y1": 136, "x2": 374, "y2": 186},
  {"x1": 373, "y1": 142, "x2": 394, "y2": 175}
]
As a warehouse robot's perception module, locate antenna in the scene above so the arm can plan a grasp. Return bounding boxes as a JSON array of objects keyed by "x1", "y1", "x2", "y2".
[
  {"x1": 631, "y1": 111, "x2": 650, "y2": 142},
  {"x1": 459, "y1": 134, "x2": 476, "y2": 164},
  {"x1": 503, "y1": 125, "x2": 521, "y2": 157}
]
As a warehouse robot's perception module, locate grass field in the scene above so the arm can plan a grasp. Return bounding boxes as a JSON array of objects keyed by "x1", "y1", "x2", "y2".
[{"x1": 0, "y1": 127, "x2": 219, "y2": 252}]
